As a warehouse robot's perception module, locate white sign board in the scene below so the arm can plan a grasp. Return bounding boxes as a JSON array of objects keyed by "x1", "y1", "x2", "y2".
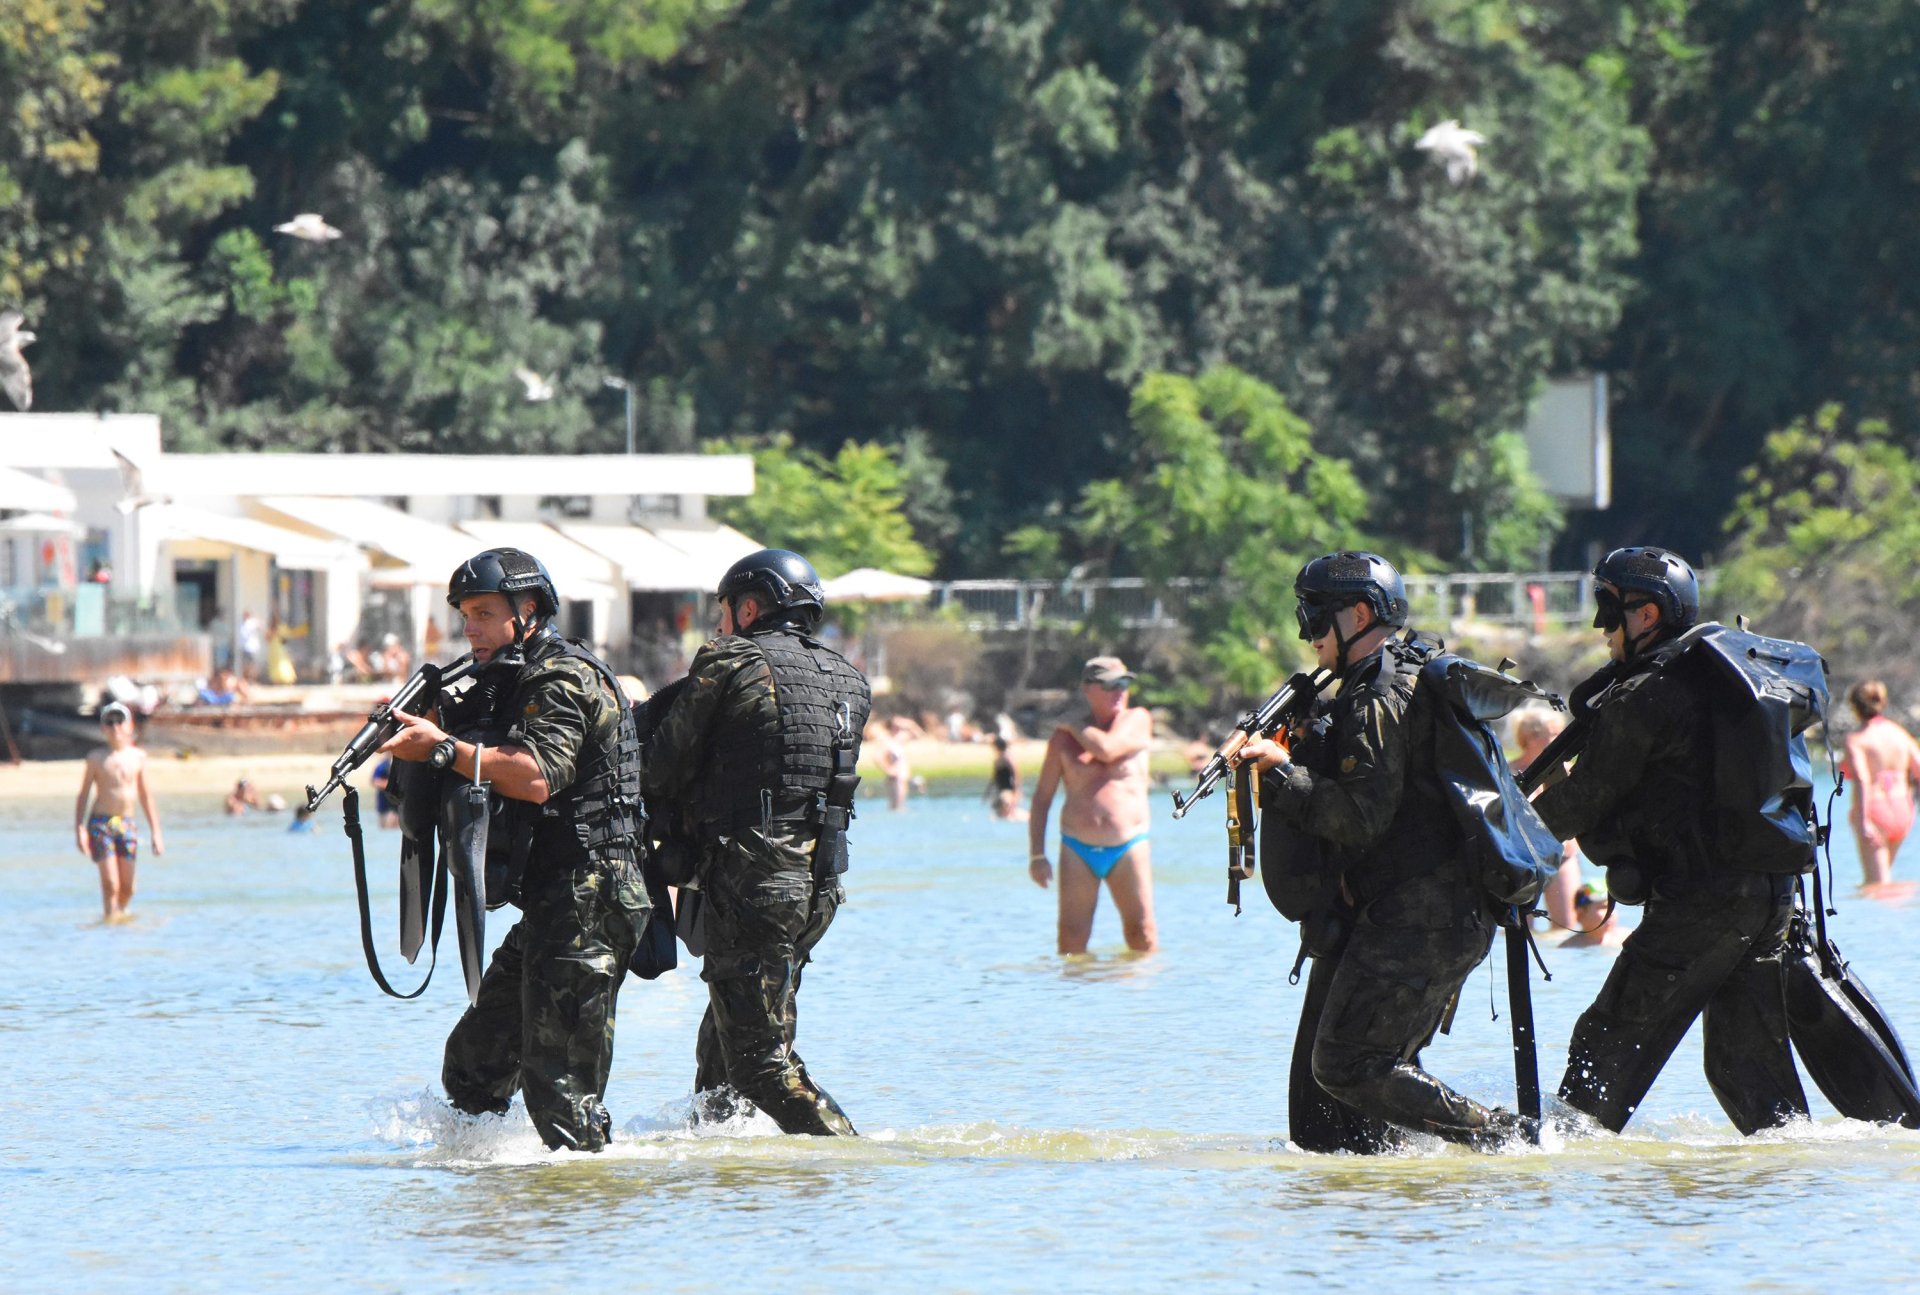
[{"x1": 1522, "y1": 374, "x2": 1610, "y2": 509}]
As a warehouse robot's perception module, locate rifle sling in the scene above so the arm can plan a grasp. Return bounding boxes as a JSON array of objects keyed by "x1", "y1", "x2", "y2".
[{"x1": 345, "y1": 785, "x2": 448, "y2": 1000}]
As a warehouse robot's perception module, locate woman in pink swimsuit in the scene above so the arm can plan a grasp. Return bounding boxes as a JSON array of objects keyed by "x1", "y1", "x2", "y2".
[{"x1": 1843, "y1": 680, "x2": 1920, "y2": 887}]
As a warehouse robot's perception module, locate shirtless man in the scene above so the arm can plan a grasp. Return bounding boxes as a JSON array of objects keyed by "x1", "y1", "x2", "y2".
[
  {"x1": 1028, "y1": 656, "x2": 1158, "y2": 954},
  {"x1": 73, "y1": 702, "x2": 165, "y2": 922},
  {"x1": 1844, "y1": 679, "x2": 1920, "y2": 888}
]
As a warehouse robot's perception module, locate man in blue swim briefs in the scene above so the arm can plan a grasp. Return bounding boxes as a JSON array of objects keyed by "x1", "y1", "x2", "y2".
[{"x1": 1028, "y1": 656, "x2": 1158, "y2": 954}]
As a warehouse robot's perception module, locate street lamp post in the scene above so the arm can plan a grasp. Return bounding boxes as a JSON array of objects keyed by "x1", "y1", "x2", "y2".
[{"x1": 603, "y1": 375, "x2": 635, "y2": 454}]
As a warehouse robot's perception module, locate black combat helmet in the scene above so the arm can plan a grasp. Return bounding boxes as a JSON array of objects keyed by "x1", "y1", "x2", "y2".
[
  {"x1": 447, "y1": 547, "x2": 559, "y2": 618},
  {"x1": 1293, "y1": 550, "x2": 1409, "y2": 642},
  {"x1": 717, "y1": 548, "x2": 826, "y2": 631},
  {"x1": 1592, "y1": 546, "x2": 1699, "y2": 633}
]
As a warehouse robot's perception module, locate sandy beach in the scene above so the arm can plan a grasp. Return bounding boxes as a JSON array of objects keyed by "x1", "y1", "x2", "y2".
[{"x1": 0, "y1": 737, "x2": 1196, "y2": 808}]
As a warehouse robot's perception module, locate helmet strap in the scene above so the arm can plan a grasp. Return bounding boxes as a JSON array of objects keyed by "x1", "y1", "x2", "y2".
[{"x1": 1332, "y1": 604, "x2": 1373, "y2": 674}]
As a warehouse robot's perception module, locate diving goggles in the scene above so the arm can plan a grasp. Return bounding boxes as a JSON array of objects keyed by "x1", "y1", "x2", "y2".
[
  {"x1": 1592, "y1": 588, "x2": 1654, "y2": 632},
  {"x1": 1295, "y1": 596, "x2": 1352, "y2": 643}
]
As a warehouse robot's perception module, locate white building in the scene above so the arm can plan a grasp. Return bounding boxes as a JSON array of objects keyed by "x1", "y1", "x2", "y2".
[{"x1": 0, "y1": 413, "x2": 760, "y2": 679}]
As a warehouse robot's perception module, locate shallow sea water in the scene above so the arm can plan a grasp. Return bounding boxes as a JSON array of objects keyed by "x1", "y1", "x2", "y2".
[{"x1": 6, "y1": 779, "x2": 1920, "y2": 1293}]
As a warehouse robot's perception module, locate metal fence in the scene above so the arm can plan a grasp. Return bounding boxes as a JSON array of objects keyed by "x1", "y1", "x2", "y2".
[
  {"x1": 933, "y1": 578, "x2": 1198, "y2": 631},
  {"x1": 929, "y1": 571, "x2": 1601, "y2": 632}
]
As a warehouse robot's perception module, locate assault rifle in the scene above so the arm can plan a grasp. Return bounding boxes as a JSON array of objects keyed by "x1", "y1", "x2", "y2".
[
  {"x1": 1171, "y1": 668, "x2": 1335, "y2": 820},
  {"x1": 305, "y1": 654, "x2": 477, "y2": 812},
  {"x1": 1173, "y1": 667, "x2": 1336, "y2": 914}
]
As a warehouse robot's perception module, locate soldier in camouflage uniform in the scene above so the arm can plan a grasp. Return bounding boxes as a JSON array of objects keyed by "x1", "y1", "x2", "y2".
[
  {"x1": 643, "y1": 548, "x2": 870, "y2": 1136},
  {"x1": 1238, "y1": 552, "x2": 1531, "y2": 1151},
  {"x1": 1532, "y1": 547, "x2": 1807, "y2": 1134},
  {"x1": 379, "y1": 548, "x2": 649, "y2": 1152}
]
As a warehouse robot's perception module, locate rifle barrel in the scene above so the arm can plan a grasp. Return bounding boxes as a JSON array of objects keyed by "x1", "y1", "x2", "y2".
[
  {"x1": 305, "y1": 654, "x2": 477, "y2": 813},
  {"x1": 1170, "y1": 669, "x2": 1333, "y2": 819}
]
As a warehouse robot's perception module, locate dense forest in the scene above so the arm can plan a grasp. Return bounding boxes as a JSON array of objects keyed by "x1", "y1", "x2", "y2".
[{"x1": 4, "y1": 0, "x2": 1917, "y2": 578}]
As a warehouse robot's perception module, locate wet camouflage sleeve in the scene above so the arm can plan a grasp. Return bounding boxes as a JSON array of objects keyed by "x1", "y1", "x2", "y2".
[
  {"x1": 1262, "y1": 684, "x2": 1409, "y2": 849},
  {"x1": 641, "y1": 635, "x2": 771, "y2": 801},
  {"x1": 1534, "y1": 671, "x2": 1691, "y2": 842},
  {"x1": 512, "y1": 657, "x2": 616, "y2": 798}
]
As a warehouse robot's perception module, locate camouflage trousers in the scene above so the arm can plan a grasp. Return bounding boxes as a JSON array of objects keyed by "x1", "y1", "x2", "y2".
[
  {"x1": 693, "y1": 826, "x2": 854, "y2": 1136},
  {"x1": 1559, "y1": 871, "x2": 1804, "y2": 1134},
  {"x1": 443, "y1": 853, "x2": 649, "y2": 1151}
]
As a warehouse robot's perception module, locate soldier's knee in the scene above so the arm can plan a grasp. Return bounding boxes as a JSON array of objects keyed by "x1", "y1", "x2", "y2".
[{"x1": 1310, "y1": 1038, "x2": 1378, "y2": 1107}]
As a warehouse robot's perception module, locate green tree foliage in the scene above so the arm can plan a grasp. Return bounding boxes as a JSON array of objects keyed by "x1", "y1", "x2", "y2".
[
  {"x1": 613, "y1": 0, "x2": 1642, "y2": 567},
  {"x1": 5, "y1": 0, "x2": 1917, "y2": 604},
  {"x1": 709, "y1": 434, "x2": 933, "y2": 579},
  {"x1": 1714, "y1": 405, "x2": 1920, "y2": 670},
  {"x1": 1068, "y1": 367, "x2": 1372, "y2": 699},
  {"x1": 1597, "y1": 0, "x2": 1920, "y2": 560},
  {"x1": 0, "y1": 0, "x2": 114, "y2": 301}
]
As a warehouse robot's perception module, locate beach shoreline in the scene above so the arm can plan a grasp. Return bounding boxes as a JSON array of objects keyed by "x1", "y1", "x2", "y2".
[{"x1": 0, "y1": 738, "x2": 1198, "y2": 809}]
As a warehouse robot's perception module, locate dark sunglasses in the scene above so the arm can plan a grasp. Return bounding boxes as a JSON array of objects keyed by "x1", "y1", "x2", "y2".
[{"x1": 1592, "y1": 589, "x2": 1654, "y2": 632}]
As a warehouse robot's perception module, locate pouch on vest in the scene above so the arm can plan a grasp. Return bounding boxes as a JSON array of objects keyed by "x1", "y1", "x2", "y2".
[
  {"x1": 1259, "y1": 713, "x2": 1338, "y2": 923},
  {"x1": 629, "y1": 854, "x2": 679, "y2": 981},
  {"x1": 1422, "y1": 654, "x2": 1566, "y2": 909},
  {"x1": 1682, "y1": 624, "x2": 1828, "y2": 875},
  {"x1": 814, "y1": 709, "x2": 860, "y2": 880}
]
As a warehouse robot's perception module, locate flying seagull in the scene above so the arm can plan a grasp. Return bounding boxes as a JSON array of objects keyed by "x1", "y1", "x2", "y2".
[
  {"x1": 111, "y1": 448, "x2": 171, "y2": 515},
  {"x1": 513, "y1": 367, "x2": 555, "y2": 402},
  {"x1": 0, "y1": 310, "x2": 35, "y2": 411},
  {"x1": 273, "y1": 213, "x2": 344, "y2": 242},
  {"x1": 1415, "y1": 119, "x2": 1487, "y2": 185}
]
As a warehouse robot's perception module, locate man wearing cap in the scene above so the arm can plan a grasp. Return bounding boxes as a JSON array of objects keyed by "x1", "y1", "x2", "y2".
[
  {"x1": 1028, "y1": 656, "x2": 1158, "y2": 954},
  {"x1": 73, "y1": 701, "x2": 164, "y2": 923}
]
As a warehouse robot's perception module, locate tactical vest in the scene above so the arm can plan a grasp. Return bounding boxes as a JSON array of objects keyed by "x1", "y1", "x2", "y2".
[
  {"x1": 691, "y1": 627, "x2": 872, "y2": 835},
  {"x1": 544, "y1": 635, "x2": 644, "y2": 867},
  {"x1": 441, "y1": 630, "x2": 643, "y2": 905}
]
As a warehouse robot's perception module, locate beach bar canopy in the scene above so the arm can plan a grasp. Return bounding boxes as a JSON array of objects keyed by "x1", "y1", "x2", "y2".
[
  {"x1": 561, "y1": 520, "x2": 761, "y2": 593},
  {"x1": 0, "y1": 466, "x2": 78, "y2": 514},
  {"x1": 559, "y1": 523, "x2": 709, "y2": 592},
  {"x1": 153, "y1": 503, "x2": 363, "y2": 570},
  {"x1": 253, "y1": 496, "x2": 477, "y2": 589},
  {"x1": 454, "y1": 520, "x2": 623, "y2": 601}
]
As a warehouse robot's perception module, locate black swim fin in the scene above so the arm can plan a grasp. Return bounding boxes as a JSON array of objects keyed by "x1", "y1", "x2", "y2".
[
  {"x1": 390, "y1": 759, "x2": 441, "y2": 963},
  {"x1": 398, "y1": 836, "x2": 430, "y2": 964},
  {"x1": 441, "y1": 777, "x2": 491, "y2": 1007},
  {"x1": 1784, "y1": 912, "x2": 1920, "y2": 1128}
]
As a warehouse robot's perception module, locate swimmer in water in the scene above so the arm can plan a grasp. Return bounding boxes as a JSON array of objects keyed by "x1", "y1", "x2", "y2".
[
  {"x1": 1844, "y1": 680, "x2": 1920, "y2": 888},
  {"x1": 73, "y1": 702, "x2": 165, "y2": 922},
  {"x1": 985, "y1": 733, "x2": 1026, "y2": 821}
]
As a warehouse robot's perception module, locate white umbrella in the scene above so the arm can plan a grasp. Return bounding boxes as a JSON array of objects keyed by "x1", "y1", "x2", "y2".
[
  {"x1": 0, "y1": 511, "x2": 83, "y2": 535},
  {"x1": 821, "y1": 567, "x2": 934, "y2": 602}
]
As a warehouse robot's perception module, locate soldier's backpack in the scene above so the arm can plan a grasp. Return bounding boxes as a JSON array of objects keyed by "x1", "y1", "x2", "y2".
[
  {"x1": 1419, "y1": 651, "x2": 1566, "y2": 910},
  {"x1": 1680, "y1": 623, "x2": 1829, "y2": 875}
]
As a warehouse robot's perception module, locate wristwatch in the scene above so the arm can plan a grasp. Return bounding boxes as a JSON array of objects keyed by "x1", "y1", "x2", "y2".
[{"x1": 429, "y1": 737, "x2": 459, "y2": 771}]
